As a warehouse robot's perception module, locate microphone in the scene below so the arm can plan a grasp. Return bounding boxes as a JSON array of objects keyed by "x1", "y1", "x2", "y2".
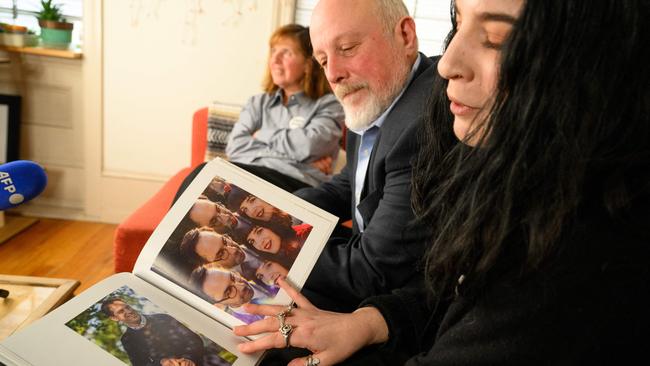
[{"x1": 0, "y1": 160, "x2": 48, "y2": 210}]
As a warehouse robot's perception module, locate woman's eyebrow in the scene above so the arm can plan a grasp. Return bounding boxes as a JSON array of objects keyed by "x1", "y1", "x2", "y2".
[
  {"x1": 453, "y1": 3, "x2": 516, "y2": 24},
  {"x1": 478, "y1": 12, "x2": 517, "y2": 24}
]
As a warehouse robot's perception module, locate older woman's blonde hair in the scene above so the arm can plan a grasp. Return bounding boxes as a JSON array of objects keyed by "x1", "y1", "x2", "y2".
[{"x1": 262, "y1": 24, "x2": 331, "y2": 100}]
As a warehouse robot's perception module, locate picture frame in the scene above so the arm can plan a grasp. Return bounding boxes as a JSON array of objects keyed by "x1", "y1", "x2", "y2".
[
  {"x1": 0, "y1": 274, "x2": 79, "y2": 340},
  {"x1": 0, "y1": 94, "x2": 21, "y2": 163}
]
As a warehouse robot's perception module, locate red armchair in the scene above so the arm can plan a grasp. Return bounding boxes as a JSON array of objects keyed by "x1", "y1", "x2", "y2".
[{"x1": 113, "y1": 108, "x2": 209, "y2": 272}]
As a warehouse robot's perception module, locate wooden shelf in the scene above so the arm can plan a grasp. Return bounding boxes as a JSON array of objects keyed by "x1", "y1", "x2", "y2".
[{"x1": 0, "y1": 45, "x2": 82, "y2": 59}]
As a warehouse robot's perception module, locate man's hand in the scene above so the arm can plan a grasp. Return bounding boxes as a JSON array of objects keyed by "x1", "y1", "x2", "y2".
[
  {"x1": 311, "y1": 156, "x2": 333, "y2": 175},
  {"x1": 160, "y1": 358, "x2": 196, "y2": 366}
]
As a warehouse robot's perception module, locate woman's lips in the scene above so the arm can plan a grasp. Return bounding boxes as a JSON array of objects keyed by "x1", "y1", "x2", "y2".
[
  {"x1": 449, "y1": 100, "x2": 478, "y2": 116},
  {"x1": 264, "y1": 240, "x2": 271, "y2": 250}
]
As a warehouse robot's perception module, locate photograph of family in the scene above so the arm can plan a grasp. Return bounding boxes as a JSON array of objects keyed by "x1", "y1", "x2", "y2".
[
  {"x1": 151, "y1": 175, "x2": 313, "y2": 324},
  {"x1": 65, "y1": 285, "x2": 238, "y2": 366}
]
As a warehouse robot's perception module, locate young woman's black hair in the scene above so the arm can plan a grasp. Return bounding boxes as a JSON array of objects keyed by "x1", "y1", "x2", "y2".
[{"x1": 412, "y1": 0, "x2": 650, "y2": 300}]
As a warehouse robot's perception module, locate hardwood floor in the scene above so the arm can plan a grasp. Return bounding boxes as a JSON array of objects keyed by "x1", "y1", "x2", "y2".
[{"x1": 0, "y1": 215, "x2": 117, "y2": 294}]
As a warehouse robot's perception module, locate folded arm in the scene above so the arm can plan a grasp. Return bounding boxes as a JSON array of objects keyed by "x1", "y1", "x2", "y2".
[
  {"x1": 225, "y1": 96, "x2": 267, "y2": 158},
  {"x1": 253, "y1": 94, "x2": 344, "y2": 162}
]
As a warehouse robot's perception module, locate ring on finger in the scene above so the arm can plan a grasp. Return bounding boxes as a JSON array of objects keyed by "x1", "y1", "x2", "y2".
[
  {"x1": 276, "y1": 304, "x2": 293, "y2": 319},
  {"x1": 306, "y1": 355, "x2": 321, "y2": 366},
  {"x1": 279, "y1": 322, "x2": 293, "y2": 348},
  {"x1": 276, "y1": 307, "x2": 289, "y2": 328},
  {"x1": 276, "y1": 307, "x2": 294, "y2": 348},
  {"x1": 276, "y1": 311, "x2": 286, "y2": 326}
]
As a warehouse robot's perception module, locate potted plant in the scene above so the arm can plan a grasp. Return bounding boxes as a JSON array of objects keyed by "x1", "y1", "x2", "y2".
[
  {"x1": 0, "y1": 24, "x2": 38, "y2": 48},
  {"x1": 37, "y1": 0, "x2": 73, "y2": 49}
]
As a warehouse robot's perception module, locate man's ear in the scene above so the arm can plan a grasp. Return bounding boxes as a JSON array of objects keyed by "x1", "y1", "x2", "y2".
[
  {"x1": 109, "y1": 315, "x2": 119, "y2": 322},
  {"x1": 395, "y1": 16, "x2": 418, "y2": 54}
]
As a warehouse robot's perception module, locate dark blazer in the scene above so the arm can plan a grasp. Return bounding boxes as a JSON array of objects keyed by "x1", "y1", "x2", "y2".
[
  {"x1": 295, "y1": 55, "x2": 440, "y2": 312},
  {"x1": 121, "y1": 313, "x2": 205, "y2": 366}
]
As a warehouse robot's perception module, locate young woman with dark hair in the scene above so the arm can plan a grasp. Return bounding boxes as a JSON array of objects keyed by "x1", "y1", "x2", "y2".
[
  {"x1": 236, "y1": 222, "x2": 312, "y2": 269},
  {"x1": 237, "y1": 194, "x2": 294, "y2": 230},
  {"x1": 232, "y1": 0, "x2": 649, "y2": 365}
]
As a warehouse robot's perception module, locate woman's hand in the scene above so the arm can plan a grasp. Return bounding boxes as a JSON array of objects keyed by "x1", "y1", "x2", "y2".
[
  {"x1": 233, "y1": 278, "x2": 389, "y2": 366},
  {"x1": 311, "y1": 156, "x2": 333, "y2": 175}
]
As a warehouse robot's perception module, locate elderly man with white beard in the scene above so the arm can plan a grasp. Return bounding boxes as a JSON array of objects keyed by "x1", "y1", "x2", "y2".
[{"x1": 294, "y1": 0, "x2": 447, "y2": 313}]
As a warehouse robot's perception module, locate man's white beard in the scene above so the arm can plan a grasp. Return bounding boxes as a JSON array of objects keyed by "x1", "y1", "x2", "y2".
[
  {"x1": 336, "y1": 84, "x2": 385, "y2": 130},
  {"x1": 335, "y1": 62, "x2": 410, "y2": 131}
]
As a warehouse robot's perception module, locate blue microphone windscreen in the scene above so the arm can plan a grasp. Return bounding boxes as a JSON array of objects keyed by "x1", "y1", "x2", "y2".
[{"x1": 0, "y1": 160, "x2": 48, "y2": 210}]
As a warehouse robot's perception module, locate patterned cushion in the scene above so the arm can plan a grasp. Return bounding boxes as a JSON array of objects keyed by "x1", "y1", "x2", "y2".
[{"x1": 205, "y1": 102, "x2": 241, "y2": 161}]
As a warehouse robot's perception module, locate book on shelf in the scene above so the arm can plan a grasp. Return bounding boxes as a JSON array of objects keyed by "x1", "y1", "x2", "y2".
[{"x1": 0, "y1": 158, "x2": 337, "y2": 366}]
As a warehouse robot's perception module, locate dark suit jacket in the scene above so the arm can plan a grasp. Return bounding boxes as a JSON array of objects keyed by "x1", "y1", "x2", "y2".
[
  {"x1": 295, "y1": 55, "x2": 440, "y2": 312},
  {"x1": 121, "y1": 313, "x2": 205, "y2": 366}
]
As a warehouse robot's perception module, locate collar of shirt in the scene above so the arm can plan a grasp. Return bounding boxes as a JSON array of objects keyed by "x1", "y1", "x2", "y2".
[
  {"x1": 269, "y1": 89, "x2": 306, "y2": 107},
  {"x1": 348, "y1": 53, "x2": 423, "y2": 136},
  {"x1": 126, "y1": 313, "x2": 148, "y2": 330}
]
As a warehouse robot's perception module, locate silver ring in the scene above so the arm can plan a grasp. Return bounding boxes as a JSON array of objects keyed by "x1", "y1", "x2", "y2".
[
  {"x1": 306, "y1": 355, "x2": 320, "y2": 366},
  {"x1": 279, "y1": 322, "x2": 293, "y2": 348},
  {"x1": 276, "y1": 305, "x2": 292, "y2": 320},
  {"x1": 277, "y1": 308, "x2": 293, "y2": 348},
  {"x1": 276, "y1": 312, "x2": 286, "y2": 325},
  {"x1": 276, "y1": 304, "x2": 294, "y2": 346}
]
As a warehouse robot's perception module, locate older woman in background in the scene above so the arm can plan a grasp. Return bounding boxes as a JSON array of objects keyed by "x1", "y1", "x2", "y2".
[{"x1": 176, "y1": 24, "x2": 344, "y2": 200}]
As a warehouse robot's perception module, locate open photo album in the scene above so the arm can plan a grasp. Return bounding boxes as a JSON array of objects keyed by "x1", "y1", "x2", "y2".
[{"x1": 0, "y1": 158, "x2": 338, "y2": 366}]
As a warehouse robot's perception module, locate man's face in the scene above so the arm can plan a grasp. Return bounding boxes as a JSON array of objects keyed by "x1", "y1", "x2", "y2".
[
  {"x1": 239, "y1": 195, "x2": 275, "y2": 222},
  {"x1": 190, "y1": 199, "x2": 238, "y2": 231},
  {"x1": 195, "y1": 231, "x2": 245, "y2": 268},
  {"x1": 208, "y1": 177, "x2": 231, "y2": 196},
  {"x1": 108, "y1": 300, "x2": 142, "y2": 325},
  {"x1": 310, "y1": 0, "x2": 412, "y2": 130},
  {"x1": 202, "y1": 270, "x2": 254, "y2": 307},
  {"x1": 246, "y1": 225, "x2": 282, "y2": 254}
]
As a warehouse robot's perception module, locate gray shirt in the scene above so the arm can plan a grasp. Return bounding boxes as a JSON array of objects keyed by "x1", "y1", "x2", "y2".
[{"x1": 226, "y1": 90, "x2": 344, "y2": 186}]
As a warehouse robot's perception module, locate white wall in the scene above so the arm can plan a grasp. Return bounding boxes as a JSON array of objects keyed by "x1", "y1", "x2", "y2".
[
  {"x1": 103, "y1": 0, "x2": 277, "y2": 177},
  {"x1": 3, "y1": 0, "x2": 294, "y2": 223}
]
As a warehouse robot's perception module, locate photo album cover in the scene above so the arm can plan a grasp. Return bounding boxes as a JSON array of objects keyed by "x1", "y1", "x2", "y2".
[{"x1": 0, "y1": 159, "x2": 338, "y2": 366}]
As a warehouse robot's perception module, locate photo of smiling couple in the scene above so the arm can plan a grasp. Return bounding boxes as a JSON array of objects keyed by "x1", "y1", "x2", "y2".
[{"x1": 151, "y1": 171, "x2": 314, "y2": 325}]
